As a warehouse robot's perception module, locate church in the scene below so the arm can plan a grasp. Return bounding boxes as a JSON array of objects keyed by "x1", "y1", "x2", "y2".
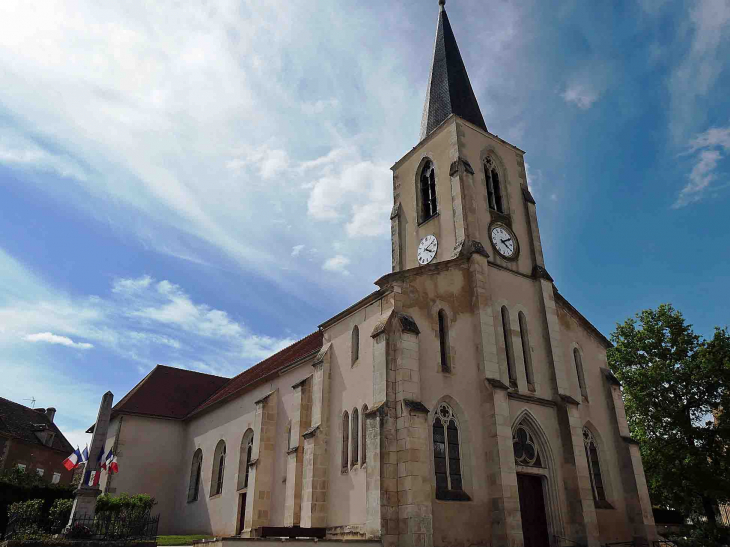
[{"x1": 94, "y1": 2, "x2": 658, "y2": 546}]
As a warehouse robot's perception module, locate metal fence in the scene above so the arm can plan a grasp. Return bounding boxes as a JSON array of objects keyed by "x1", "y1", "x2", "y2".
[{"x1": 3, "y1": 512, "x2": 159, "y2": 541}]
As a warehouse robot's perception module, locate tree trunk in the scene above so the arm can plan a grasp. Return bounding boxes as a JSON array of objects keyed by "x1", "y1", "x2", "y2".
[{"x1": 702, "y1": 495, "x2": 717, "y2": 527}]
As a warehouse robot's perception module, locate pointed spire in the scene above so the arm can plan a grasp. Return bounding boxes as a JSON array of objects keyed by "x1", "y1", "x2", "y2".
[{"x1": 420, "y1": 0, "x2": 487, "y2": 141}]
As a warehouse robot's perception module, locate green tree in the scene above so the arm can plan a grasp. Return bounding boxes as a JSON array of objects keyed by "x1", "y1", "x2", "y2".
[{"x1": 608, "y1": 304, "x2": 730, "y2": 526}]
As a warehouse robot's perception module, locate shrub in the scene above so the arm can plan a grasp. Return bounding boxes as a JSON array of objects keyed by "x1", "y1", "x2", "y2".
[
  {"x1": 49, "y1": 498, "x2": 74, "y2": 531},
  {"x1": 96, "y1": 493, "x2": 156, "y2": 518}
]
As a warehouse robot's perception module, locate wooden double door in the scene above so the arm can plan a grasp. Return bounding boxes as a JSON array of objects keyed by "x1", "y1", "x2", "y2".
[{"x1": 517, "y1": 473, "x2": 550, "y2": 547}]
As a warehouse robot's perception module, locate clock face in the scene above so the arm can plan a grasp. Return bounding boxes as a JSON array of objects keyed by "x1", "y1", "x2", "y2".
[
  {"x1": 490, "y1": 225, "x2": 517, "y2": 258},
  {"x1": 417, "y1": 235, "x2": 438, "y2": 265}
]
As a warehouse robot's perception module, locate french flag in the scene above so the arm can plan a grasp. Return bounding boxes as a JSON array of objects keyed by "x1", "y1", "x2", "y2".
[
  {"x1": 102, "y1": 448, "x2": 113, "y2": 471},
  {"x1": 62, "y1": 447, "x2": 82, "y2": 471},
  {"x1": 108, "y1": 450, "x2": 118, "y2": 475},
  {"x1": 92, "y1": 449, "x2": 104, "y2": 486},
  {"x1": 81, "y1": 446, "x2": 89, "y2": 465}
]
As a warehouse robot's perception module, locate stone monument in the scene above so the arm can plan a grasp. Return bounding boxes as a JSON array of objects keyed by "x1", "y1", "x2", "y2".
[{"x1": 67, "y1": 391, "x2": 114, "y2": 526}]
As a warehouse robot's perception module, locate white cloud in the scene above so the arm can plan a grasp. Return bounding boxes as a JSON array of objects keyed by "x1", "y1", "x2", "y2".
[
  {"x1": 323, "y1": 255, "x2": 351, "y2": 276},
  {"x1": 291, "y1": 245, "x2": 305, "y2": 257},
  {"x1": 0, "y1": 0, "x2": 420, "y2": 299},
  {"x1": 0, "y1": 127, "x2": 89, "y2": 181},
  {"x1": 227, "y1": 144, "x2": 291, "y2": 180},
  {"x1": 23, "y1": 332, "x2": 94, "y2": 349},
  {"x1": 673, "y1": 125, "x2": 730, "y2": 208},
  {"x1": 304, "y1": 148, "x2": 392, "y2": 237},
  {"x1": 561, "y1": 83, "x2": 600, "y2": 110},
  {"x1": 112, "y1": 275, "x2": 153, "y2": 295},
  {"x1": 668, "y1": 0, "x2": 730, "y2": 141},
  {"x1": 0, "y1": 254, "x2": 299, "y2": 377},
  {"x1": 524, "y1": 162, "x2": 543, "y2": 198}
]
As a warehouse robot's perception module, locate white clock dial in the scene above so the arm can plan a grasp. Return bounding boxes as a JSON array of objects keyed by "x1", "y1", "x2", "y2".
[
  {"x1": 490, "y1": 226, "x2": 517, "y2": 258},
  {"x1": 417, "y1": 235, "x2": 438, "y2": 265}
]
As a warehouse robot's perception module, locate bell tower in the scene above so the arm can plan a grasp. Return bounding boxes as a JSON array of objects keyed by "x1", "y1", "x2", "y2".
[{"x1": 390, "y1": 0, "x2": 543, "y2": 281}]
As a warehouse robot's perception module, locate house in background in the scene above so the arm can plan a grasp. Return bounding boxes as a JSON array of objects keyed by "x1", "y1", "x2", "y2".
[{"x1": 0, "y1": 397, "x2": 75, "y2": 485}]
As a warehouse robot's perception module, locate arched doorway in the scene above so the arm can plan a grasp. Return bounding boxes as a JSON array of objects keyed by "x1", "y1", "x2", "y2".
[{"x1": 512, "y1": 413, "x2": 562, "y2": 547}]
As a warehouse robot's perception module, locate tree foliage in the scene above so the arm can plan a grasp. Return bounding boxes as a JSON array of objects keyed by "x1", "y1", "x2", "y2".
[{"x1": 608, "y1": 304, "x2": 730, "y2": 524}]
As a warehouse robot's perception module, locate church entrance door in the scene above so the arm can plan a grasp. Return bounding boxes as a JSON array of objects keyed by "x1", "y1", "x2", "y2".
[{"x1": 517, "y1": 473, "x2": 550, "y2": 547}]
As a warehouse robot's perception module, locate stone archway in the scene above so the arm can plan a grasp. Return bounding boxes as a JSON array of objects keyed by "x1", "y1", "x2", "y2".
[{"x1": 512, "y1": 410, "x2": 564, "y2": 546}]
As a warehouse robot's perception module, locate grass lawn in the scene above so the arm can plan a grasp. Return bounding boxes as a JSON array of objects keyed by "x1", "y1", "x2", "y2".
[{"x1": 157, "y1": 535, "x2": 216, "y2": 546}]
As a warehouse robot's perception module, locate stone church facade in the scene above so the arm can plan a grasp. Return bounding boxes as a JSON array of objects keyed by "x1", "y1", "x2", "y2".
[{"x1": 96, "y1": 2, "x2": 658, "y2": 546}]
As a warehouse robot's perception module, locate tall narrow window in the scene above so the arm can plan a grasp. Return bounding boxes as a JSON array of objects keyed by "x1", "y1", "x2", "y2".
[
  {"x1": 433, "y1": 403, "x2": 466, "y2": 500},
  {"x1": 518, "y1": 312, "x2": 534, "y2": 387},
  {"x1": 342, "y1": 411, "x2": 349, "y2": 472},
  {"x1": 238, "y1": 431, "x2": 254, "y2": 490},
  {"x1": 420, "y1": 160, "x2": 438, "y2": 221},
  {"x1": 583, "y1": 428, "x2": 606, "y2": 502},
  {"x1": 485, "y1": 158, "x2": 505, "y2": 214},
  {"x1": 351, "y1": 325, "x2": 360, "y2": 365},
  {"x1": 187, "y1": 449, "x2": 203, "y2": 502},
  {"x1": 361, "y1": 405, "x2": 368, "y2": 465},
  {"x1": 574, "y1": 348, "x2": 588, "y2": 399},
  {"x1": 351, "y1": 408, "x2": 359, "y2": 466},
  {"x1": 244, "y1": 437, "x2": 253, "y2": 488},
  {"x1": 211, "y1": 440, "x2": 226, "y2": 496},
  {"x1": 501, "y1": 306, "x2": 516, "y2": 384},
  {"x1": 438, "y1": 310, "x2": 450, "y2": 372}
]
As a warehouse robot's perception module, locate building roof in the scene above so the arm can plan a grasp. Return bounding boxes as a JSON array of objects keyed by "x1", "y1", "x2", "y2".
[
  {"x1": 0, "y1": 397, "x2": 73, "y2": 453},
  {"x1": 190, "y1": 331, "x2": 323, "y2": 416},
  {"x1": 420, "y1": 1, "x2": 487, "y2": 141},
  {"x1": 106, "y1": 365, "x2": 229, "y2": 422}
]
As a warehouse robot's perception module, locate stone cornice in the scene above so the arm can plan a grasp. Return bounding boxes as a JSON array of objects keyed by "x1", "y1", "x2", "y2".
[
  {"x1": 302, "y1": 425, "x2": 320, "y2": 439},
  {"x1": 486, "y1": 378, "x2": 510, "y2": 390},
  {"x1": 403, "y1": 399, "x2": 430, "y2": 413},
  {"x1": 507, "y1": 391, "x2": 557, "y2": 408},
  {"x1": 254, "y1": 390, "x2": 277, "y2": 406}
]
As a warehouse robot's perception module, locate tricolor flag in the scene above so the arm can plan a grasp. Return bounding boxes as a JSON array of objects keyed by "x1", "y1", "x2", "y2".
[
  {"x1": 92, "y1": 449, "x2": 104, "y2": 486},
  {"x1": 102, "y1": 448, "x2": 113, "y2": 471},
  {"x1": 62, "y1": 447, "x2": 82, "y2": 471},
  {"x1": 108, "y1": 451, "x2": 118, "y2": 475},
  {"x1": 81, "y1": 446, "x2": 89, "y2": 465}
]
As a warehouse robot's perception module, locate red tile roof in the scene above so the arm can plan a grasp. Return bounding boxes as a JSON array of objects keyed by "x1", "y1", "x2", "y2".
[
  {"x1": 189, "y1": 331, "x2": 323, "y2": 416},
  {"x1": 0, "y1": 397, "x2": 73, "y2": 453},
  {"x1": 109, "y1": 365, "x2": 229, "y2": 420}
]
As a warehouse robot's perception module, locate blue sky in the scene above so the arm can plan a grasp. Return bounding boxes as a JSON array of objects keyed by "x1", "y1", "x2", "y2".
[{"x1": 1, "y1": 0, "x2": 729, "y2": 450}]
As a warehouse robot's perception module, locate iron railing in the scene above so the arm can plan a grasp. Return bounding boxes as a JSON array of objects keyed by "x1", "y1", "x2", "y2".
[{"x1": 3, "y1": 512, "x2": 159, "y2": 541}]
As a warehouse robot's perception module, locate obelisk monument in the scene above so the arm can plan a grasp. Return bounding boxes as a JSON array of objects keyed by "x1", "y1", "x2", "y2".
[{"x1": 67, "y1": 391, "x2": 114, "y2": 526}]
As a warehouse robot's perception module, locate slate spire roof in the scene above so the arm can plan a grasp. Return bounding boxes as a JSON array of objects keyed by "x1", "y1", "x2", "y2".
[{"x1": 420, "y1": 0, "x2": 487, "y2": 141}]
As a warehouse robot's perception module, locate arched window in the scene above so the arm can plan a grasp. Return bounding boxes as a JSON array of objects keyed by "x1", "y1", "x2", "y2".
[
  {"x1": 583, "y1": 428, "x2": 606, "y2": 502},
  {"x1": 237, "y1": 430, "x2": 254, "y2": 490},
  {"x1": 518, "y1": 312, "x2": 534, "y2": 386},
  {"x1": 420, "y1": 160, "x2": 438, "y2": 221},
  {"x1": 574, "y1": 348, "x2": 588, "y2": 399},
  {"x1": 501, "y1": 306, "x2": 516, "y2": 384},
  {"x1": 513, "y1": 425, "x2": 543, "y2": 467},
  {"x1": 187, "y1": 449, "x2": 203, "y2": 502},
  {"x1": 485, "y1": 157, "x2": 505, "y2": 214},
  {"x1": 438, "y1": 310, "x2": 450, "y2": 373},
  {"x1": 211, "y1": 440, "x2": 226, "y2": 496},
  {"x1": 351, "y1": 408, "x2": 359, "y2": 466},
  {"x1": 433, "y1": 403, "x2": 465, "y2": 499},
  {"x1": 341, "y1": 411, "x2": 349, "y2": 472},
  {"x1": 361, "y1": 405, "x2": 368, "y2": 465},
  {"x1": 351, "y1": 325, "x2": 359, "y2": 365}
]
